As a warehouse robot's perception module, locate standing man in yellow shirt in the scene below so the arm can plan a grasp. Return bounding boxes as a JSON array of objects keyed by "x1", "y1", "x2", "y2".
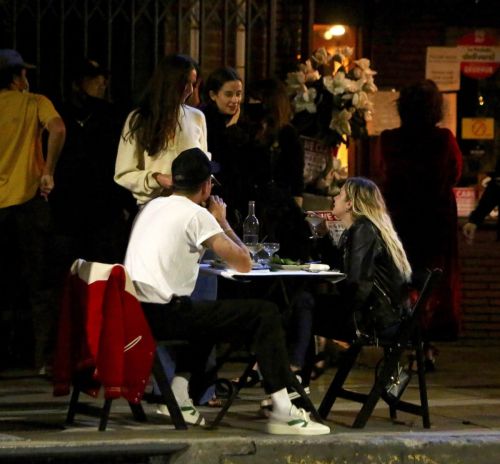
[{"x1": 0, "y1": 49, "x2": 66, "y2": 372}]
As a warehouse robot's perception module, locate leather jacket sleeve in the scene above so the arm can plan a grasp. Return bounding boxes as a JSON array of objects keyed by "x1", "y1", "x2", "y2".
[
  {"x1": 469, "y1": 176, "x2": 500, "y2": 226},
  {"x1": 340, "y1": 219, "x2": 380, "y2": 314}
]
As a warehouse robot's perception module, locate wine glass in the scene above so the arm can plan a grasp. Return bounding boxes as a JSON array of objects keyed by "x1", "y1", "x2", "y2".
[
  {"x1": 261, "y1": 242, "x2": 280, "y2": 266},
  {"x1": 244, "y1": 241, "x2": 263, "y2": 264}
]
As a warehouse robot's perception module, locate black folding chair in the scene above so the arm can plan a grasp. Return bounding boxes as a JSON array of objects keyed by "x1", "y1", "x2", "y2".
[
  {"x1": 318, "y1": 268, "x2": 442, "y2": 428},
  {"x1": 208, "y1": 353, "x2": 323, "y2": 428}
]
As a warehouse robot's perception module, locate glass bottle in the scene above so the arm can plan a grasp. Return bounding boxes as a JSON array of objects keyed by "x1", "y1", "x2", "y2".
[{"x1": 242, "y1": 201, "x2": 259, "y2": 245}]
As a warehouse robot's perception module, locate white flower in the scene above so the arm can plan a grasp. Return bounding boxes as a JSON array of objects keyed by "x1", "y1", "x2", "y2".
[
  {"x1": 354, "y1": 58, "x2": 377, "y2": 76},
  {"x1": 362, "y1": 75, "x2": 378, "y2": 93},
  {"x1": 286, "y1": 71, "x2": 306, "y2": 91},
  {"x1": 311, "y1": 47, "x2": 333, "y2": 66},
  {"x1": 323, "y1": 72, "x2": 358, "y2": 96},
  {"x1": 330, "y1": 109, "x2": 352, "y2": 136},
  {"x1": 293, "y1": 88, "x2": 317, "y2": 114}
]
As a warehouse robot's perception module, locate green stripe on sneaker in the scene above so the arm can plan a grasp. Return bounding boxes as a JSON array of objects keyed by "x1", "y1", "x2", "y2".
[
  {"x1": 181, "y1": 406, "x2": 196, "y2": 416},
  {"x1": 288, "y1": 419, "x2": 308, "y2": 427}
]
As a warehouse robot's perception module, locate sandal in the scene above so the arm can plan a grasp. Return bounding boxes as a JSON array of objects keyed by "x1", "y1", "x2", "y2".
[
  {"x1": 310, "y1": 352, "x2": 328, "y2": 380},
  {"x1": 206, "y1": 397, "x2": 223, "y2": 408}
]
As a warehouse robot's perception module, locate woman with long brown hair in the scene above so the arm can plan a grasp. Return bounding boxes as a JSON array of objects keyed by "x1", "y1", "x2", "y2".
[{"x1": 115, "y1": 54, "x2": 208, "y2": 206}]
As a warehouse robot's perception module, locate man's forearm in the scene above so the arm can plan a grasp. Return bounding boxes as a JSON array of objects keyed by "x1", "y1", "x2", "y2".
[{"x1": 219, "y1": 220, "x2": 247, "y2": 250}]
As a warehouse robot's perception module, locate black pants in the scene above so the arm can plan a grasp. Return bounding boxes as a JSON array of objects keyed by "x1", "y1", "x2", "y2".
[
  {"x1": 142, "y1": 297, "x2": 294, "y2": 394},
  {"x1": 0, "y1": 196, "x2": 56, "y2": 368}
]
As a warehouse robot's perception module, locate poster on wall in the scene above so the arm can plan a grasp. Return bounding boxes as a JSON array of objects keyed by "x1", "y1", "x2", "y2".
[
  {"x1": 426, "y1": 47, "x2": 461, "y2": 91},
  {"x1": 302, "y1": 136, "x2": 330, "y2": 186},
  {"x1": 367, "y1": 90, "x2": 400, "y2": 136}
]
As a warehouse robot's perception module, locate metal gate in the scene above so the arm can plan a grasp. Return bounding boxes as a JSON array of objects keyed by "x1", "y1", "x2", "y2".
[{"x1": 0, "y1": 0, "x2": 296, "y2": 106}]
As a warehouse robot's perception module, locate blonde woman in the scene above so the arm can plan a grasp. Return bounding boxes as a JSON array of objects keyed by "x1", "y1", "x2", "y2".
[{"x1": 312, "y1": 177, "x2": 412, "y2": 348}]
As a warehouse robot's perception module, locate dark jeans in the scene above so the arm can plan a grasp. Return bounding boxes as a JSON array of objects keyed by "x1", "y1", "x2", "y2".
[
  {"x1": 142, "y1": 297, "x2": 294, "y2": 394},
  {"x1": 0, "y1": 196, "x2": 56, "y2": 368}
]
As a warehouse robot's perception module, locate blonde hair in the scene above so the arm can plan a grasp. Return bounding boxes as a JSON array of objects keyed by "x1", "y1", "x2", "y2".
[{"x1": 343, "y1": 177, "x2": 412, "y2": 282}]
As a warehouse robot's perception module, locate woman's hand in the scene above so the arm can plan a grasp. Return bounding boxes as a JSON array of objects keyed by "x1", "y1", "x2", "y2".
[
  {"x1": 153, "y1": 172, "x2": 172, "y2": 189},
  {"x1": 226, "y1": 105, "x2": 240, "y2": 127},
  {"x1": 305, "y1": 211, "x2": 329, "y2": 238}
]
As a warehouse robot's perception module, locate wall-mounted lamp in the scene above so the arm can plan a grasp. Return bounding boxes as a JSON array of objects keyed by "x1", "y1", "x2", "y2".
[{"x1": 324, "y1": 25, "x2": 346, "y2": 40}]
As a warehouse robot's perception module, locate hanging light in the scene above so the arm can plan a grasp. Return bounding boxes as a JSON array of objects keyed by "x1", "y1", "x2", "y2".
[{"x1": 324, "y1": 25, "x2": 346, "y2": 40}]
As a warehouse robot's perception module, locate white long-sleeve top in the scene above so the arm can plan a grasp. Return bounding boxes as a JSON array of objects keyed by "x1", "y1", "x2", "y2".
[{"x1": 114, "y1": 104, "x2": 209, "y2": 205}]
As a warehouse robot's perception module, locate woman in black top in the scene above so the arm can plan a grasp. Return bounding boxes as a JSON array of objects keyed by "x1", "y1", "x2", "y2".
[
  {"x1": 290, "y1": 177, "x2": 412, "y2": 377},
  {"x1": 200, "y1": 67, "x2": 244, "y2": 226},
  {"x1": 315, "y1": 177, "x2": 412, "y2": 341}
]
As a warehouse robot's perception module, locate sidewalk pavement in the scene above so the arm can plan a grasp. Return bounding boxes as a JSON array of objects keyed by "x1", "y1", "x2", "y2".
[{"x1": 1, "y1": 342, "x2": 500, "y2": 463}]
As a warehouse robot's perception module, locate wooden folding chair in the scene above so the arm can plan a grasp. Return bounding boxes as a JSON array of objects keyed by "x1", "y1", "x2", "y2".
[
  {"x1": 54, "y1": 259, "x2": 187, "y2": 431},
  {"x1": 318, "y1": 268, "x2": 442, "y2": 428}
]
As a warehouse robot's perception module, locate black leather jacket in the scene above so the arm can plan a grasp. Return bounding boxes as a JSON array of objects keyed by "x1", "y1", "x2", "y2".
[
  {"x1": 469, "y1": 175, "x2": 500, "y2": 240},
  {"x1": 335, "y1": 217, "x2": 410, "y2": 334}
]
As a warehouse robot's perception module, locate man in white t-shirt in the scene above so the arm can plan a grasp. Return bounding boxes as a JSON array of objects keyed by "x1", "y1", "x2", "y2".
[{"x1": 125, "y1": 147, "x2": 329, "y2": 435}]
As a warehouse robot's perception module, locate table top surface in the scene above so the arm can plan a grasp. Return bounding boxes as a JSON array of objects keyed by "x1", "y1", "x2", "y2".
[{"x1": 199, "y1": 263, "x2": 346, "y2": 282}]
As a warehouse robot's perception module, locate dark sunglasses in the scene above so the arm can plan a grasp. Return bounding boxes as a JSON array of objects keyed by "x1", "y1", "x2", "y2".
[{"x1": 210, "y1": 175, "x2": 221, "y2": 187}]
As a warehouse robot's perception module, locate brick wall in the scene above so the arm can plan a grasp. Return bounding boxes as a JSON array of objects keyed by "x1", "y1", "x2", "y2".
[{"x1": 459, "y1": 222, "x2": 500, "y2": 344}]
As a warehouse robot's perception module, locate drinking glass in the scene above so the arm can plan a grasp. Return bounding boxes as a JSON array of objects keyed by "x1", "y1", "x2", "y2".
[
  {"x1": 305, "y1": 215, "x2": 325, "y2": 239},
  {"x1": 244, "y1": 241, "x2": 263, "y2": 263},
  {"x1": 261, "y1": 242, "x2": 280, "y2": 265}
]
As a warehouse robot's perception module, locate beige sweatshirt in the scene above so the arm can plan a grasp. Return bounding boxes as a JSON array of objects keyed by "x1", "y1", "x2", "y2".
[{"x1": 114, "y1": 104, "x2": 209, "y2": 205}]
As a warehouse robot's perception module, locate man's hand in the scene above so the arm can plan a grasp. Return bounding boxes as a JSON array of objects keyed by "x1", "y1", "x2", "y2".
[
  {"x1": 208, "y1": 195, "x2": 229, "y2": 228},
  {"x1": 462, "y1": 222, "x2": 477, "y2": 244},
  {"x1": 40, "y1": 174, "x2": 54, "y2": 200}
]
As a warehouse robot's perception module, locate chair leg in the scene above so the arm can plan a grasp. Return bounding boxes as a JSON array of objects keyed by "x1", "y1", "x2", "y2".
[
  {"x1": 289, "y1": 375, "x2": 323, "y2": 423},
  {"x1": 99, "y1": 398, "x2": 112, "y2": 431},
  {"x1": 129, "y1": 402, "x2": 147, "y2": 422},
  {"x1": 66, "y1": 387, "x2": 80, "y2": 425},
  {"x1": 318, "y1": 344, "x2": 361, "y2": 419},
  {"x1": 152, "y1": 356, "x2": 188, "y2": 430},
  {"x1": 415, "y1": 340, "x2": 431, "y2": 428},
  {"x1": 352, "y1": 347, "x2": 402, "y2": 429},
  {"x1": 209, "y1": 361, "x2": 254, "y2": 428}
]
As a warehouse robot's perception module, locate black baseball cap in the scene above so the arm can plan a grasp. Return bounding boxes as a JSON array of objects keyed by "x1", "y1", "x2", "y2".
[
  {"x1": 71, "y1": 58, "x2": 109, "y2": 82},
  {"x1": 172, "y1": 148, "x2": 220, "y2": 189}
]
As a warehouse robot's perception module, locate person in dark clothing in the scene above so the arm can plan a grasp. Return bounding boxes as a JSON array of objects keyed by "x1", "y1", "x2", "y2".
[
  {"x1": 200, "y1": 67, "x2": 244, "y2": 226},
  {"x1": 238, "y1": 78, "x2": 310, "y2": 262},
  {"x1": 380, "y1": 79, "x2": 463, "y2": 347},
  {"x1": 463, "y1": 170, "x2": 500, "y2": 242},
  {"x1": 51, "y1": 59, "x2": 135, "y2": 272},
  {"x1": 290, "y1": 177, "x2": 412, "y2": 376},
  {"x1": 315, "y1": 177, "x2": 411, "y2": 340}
]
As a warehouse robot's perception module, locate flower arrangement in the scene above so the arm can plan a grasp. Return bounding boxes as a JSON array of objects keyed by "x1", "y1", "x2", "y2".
[{"x1": 286, "y1": 46, "x2": 377, "y2": 149}]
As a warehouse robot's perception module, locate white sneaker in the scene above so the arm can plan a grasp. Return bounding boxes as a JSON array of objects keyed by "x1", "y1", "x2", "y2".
[
  {"x1": 156, "y1": 398, "x2": 206, "y2": 426},
  {"x1": 260, "y1": 386, "x2": 311, "y2": 410},
  {"x1": 265, "y1": 405, "x2": 331, "y2": 435}
]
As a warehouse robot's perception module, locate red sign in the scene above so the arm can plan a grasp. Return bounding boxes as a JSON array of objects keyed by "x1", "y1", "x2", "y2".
[{"x1": 458, "y1": 31, "x2": 499, "y2": 79}]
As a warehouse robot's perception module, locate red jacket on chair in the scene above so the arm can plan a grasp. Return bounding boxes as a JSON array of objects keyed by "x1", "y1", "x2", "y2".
[{"x1": 53, "y1": 259, "x2": 156, "y2": 403}]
